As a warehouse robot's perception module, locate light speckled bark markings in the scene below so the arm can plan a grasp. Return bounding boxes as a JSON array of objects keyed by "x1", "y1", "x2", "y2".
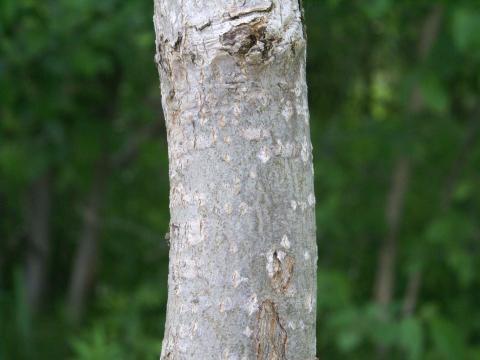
[{"x1": 154, "y1": 0, "x2": 316, "y2": 358}]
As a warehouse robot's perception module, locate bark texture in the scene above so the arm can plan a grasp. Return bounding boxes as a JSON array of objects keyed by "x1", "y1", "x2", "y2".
[{"x1": 153, "y1": 1, "x2": 317, "y2": 359}]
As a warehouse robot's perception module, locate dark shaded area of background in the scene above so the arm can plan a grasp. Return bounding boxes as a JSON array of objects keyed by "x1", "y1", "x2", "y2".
[{"x1": 1, "y1": 0, "x2": 479, "y2": 359}]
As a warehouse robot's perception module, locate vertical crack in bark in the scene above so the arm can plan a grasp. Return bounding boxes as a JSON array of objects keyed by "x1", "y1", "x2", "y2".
[
  {"x1": 256, "y1": 300, "x2": 288, "y2": 360},
  {"x1": 173, "y1": 32, "x2": 183, "y2": 51}
]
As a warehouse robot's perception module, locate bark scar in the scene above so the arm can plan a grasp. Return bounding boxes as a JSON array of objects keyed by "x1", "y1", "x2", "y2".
[
  {"x1": 220, "y1": 18, "x2": 275, "y2": 62},
  {"x1": 268, "y1": 250, "x2": 295, "y2": 293},
  {"x1": 256, "y1": 300, "x2": 287, "y2": 360}
]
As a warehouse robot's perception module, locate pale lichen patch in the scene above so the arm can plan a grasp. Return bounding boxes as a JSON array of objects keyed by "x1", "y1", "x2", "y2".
[
  {"x1": 280, "y1": 234, "x2": 291, "y2": 249},
  {"x1": 258, "y1": 146, "x2": 271, "y2": 163},
  {"x1": 233, "y1": 177, "x2": 242, "y2": 195},
  {"x1": 219, "y1": 115, "x2": 226, "y2": 128},
  {"x1": 233, "y1": 104, "x2": 241, "y2": 117},
  {"x1": 243, "y1": 326, "x2": 253, "y2": 338},
  {"x1": 224, "y1": 202, "x2": 233, "y2": 215},
  {"x1": 290, "y1": 200, "x2": 297, "y2": 211},
  {"x1": 223, "y1": 154, "x2": 232, "y2": 163},
  {"x1": 305, "y1": 293, "x2": 314, "y2": 313},
  {"x1": 194, "y1": 132, "x2": 216, "y2": 150},
  {"x1": 186, "y1": 219, "x2": 205, "y2": 246},
  {"x1": 246, "y1": 293, "x2": 259, "y2": 315},
  {"x1": 170, "y1": 183, "x2": 190, "y2": 207},
  {"x1": 193, "y1": 192, "x2": 207, "y2": 207},
  {"x1": 301, "y1": 136, "x2": 309, "y2": 163},
  {"x1": 281, "y1": 100, "x2": 294, "y2": 121},
  {"x1": 298, "y1": 201, "x2": 307, "y2": 211},
  {"x1": 179, "y1": 322, "x2": 198, "y2": 339},
  {"x1": 239, "y1": 202, "x2": 249, "y2": 215},
  {"x1": 222, "y1": 347, "x2": 240, "y2": 360},
  {"x1": 229, "y1": 241, "x2": 239, "y2": 254},
  {"x1": 219, "y1": 297, "x2": 234, "y2": 313},
  {"x1": 242, "y1": 127, "x2": 268, "y2": 141},
  {"x1": 285, "y1": 284, "x2": 297, "y2": 297},
  {"x1": 183, "y1": 258, "x2": 199, "y2": 279},
  {"x1": 232, "y1": 270, "x2": 248, "y2": 288},
  {"x1": 274, "y1": 140, "x2": 298, "y2": 158}
]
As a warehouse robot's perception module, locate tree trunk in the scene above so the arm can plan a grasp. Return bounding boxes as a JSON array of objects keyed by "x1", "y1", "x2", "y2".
[
  {"x1": 67, "y1": 159, "x2": 108, "y2": 322},
  {"x1": 24, "y1": 172, "x2": 52, "y2": 314},
  {"x1": 373, "y1": 4, "x2": 443, "y2": 311},
  {"x1": 374, "y1": 157, "x2": 410, "y2": 309},
  {"x1": 66, "y1": 121, "x2": 162, "y2": 323},
  {"x1": 402, "y1": 105, "x2": 480, "y2": 317},
  {"x1": 153, "y1": 1, "x2": 316, "y2": 358},
  {"x1": 374, "y1": 6, "x2": 443, "y2": 358}
]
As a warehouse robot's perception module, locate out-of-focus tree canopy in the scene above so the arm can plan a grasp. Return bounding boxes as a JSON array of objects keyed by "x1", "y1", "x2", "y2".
[{"x1": 0, "y1": 0, "x2": 479, "y2": 359}]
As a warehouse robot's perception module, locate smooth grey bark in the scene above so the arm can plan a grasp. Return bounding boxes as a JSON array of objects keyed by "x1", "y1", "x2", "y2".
[{"x1": 154, "y1": 1, "x2": 316, "y2": 359}]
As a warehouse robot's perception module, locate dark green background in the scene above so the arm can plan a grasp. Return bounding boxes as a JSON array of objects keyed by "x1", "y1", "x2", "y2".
[{"x1": 1, "y1": 0, "x2": 479, "y2": 359}]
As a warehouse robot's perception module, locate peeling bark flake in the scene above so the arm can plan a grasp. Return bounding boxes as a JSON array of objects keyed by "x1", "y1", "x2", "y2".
[{"x1": 227, "y1": 2, "x2": 273, "y2": 20}]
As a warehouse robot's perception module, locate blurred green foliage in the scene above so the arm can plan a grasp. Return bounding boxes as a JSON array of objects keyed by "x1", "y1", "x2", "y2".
[{"x1": 1, "y1": 0, "x2": 479, "y2": 359}]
